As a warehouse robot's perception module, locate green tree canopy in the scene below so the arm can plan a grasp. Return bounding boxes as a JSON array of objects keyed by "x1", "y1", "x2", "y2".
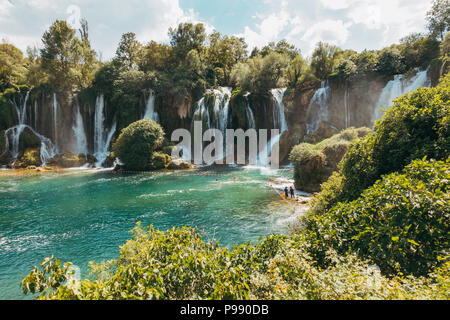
[
  {"x1": 112, "y1": 119, "x2": 165, "y2": 171},
  {"x1": 115, "y1": 32, "x2": 142, "y2": 70},
  {"x1": 40, "y1": 19, "x2": 97, "y2": 91},
  {"x1": 426, "y1": 0, "x2": 450, "y2": 40},
  {"x1": 0, "y1": 42, "x2": 27, "y2": 90},
  {"x1": 310, "y1": 42, "x2": 342, "y2": 79},
  {"x1": 169, "y1": 23, "x2": 206, "y2": 63}
]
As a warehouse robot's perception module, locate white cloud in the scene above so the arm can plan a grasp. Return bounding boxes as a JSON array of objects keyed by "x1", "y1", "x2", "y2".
[
  {"x1": 239, "y1": 0, "x2": 433, "y2": 56},
  {"x1": 342, "y1": 0, "x2": 433, "y2": 47},
  {"x1": 0, "y1": 0, "x2": 434, "y2": 60},
  {"x1": 320, "y1": 0, "x2": 355, "y2": 10},
  {"x1": 237, "y1": 9, "x2": 292, "y2": 50},
  {"x1": 0, "y1": 0, "x2": 208, "y2": 59},
  {"x1": 300, "y1": 20, "x2": 351, "y2": 55}
]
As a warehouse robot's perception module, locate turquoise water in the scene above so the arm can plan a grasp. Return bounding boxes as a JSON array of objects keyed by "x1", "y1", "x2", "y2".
[{"x1": 0, "y1": 167, "x2": 296, "y2": 299}]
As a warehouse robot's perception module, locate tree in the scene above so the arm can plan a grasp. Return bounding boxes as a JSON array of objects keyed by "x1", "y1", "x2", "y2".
[
  {"x1": 426, "y1": 0, "x2": 450, "y2": 40},
  {"x1": 310, "y1": 42, "x2": 342, "y2": 79},
  {"x1": 0, "y1": 42, "x2": 27, "y2": 90},
  {"x1": 350, "y1": 50, "x2": 379, "y2": 75},
  {"x1": 231, "y1": 52, "x2": 290, "y2": 93},
  {"x1": 205, "y1": 32, "x2": 247, "y2": 85},
  {"x1": 377, "y1": 46, "x2": 405, "y2": 75},
  {"x1": 336, "y1": 59, "x2": 357, "y2": 79},
  {"x1": 286, "y1": 55, "x2": 315, "y2": 85},
  {"x1": 40, "y1": 20, "x2": 97, "y2": 91},
  {"x1": 169, "y1": 23, "x2": 206, "y2": 63},
  {"x1": 79, "y1": 18, "x2": 89, "y2": 41},
  {"x1": 139, "y1": 41, "x2": 174, "y2": 73},
  {"x1": 115, "y1": 32, "x2": 142, "y2": 70},
  {"x1": 260, "y1": 40, "x2": 299, "y2": 60},
  {"x1": 112, "y1": 119, "x2": 165, "y2": 171},
  {"x1": 441, "y1": 31, "x2": 450, "y2": 56},
  {"x1": 399, "y1": 33, "x2": 440, "y2": 70},
  {"x1": 25, "y1": 46, "x2": 47, "y2": 87}
]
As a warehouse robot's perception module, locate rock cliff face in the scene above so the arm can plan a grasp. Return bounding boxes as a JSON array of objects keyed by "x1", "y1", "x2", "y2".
[{"x1": 0, "y1": 69, "x2": 432, "y2": 167}]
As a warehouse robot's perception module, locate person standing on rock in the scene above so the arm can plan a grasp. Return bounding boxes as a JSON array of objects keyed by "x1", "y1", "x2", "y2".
[
  {"x1": 290, "y1": 186, "x2": 295, "y2": 199},
  {"x1": 284, "y1": 187, "x2": 289, "y2": 199}
]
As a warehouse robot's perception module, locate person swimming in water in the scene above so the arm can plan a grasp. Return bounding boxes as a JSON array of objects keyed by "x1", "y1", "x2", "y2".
[{"x1": 290, "y1": 186, "x2": 295, "y2": 199}]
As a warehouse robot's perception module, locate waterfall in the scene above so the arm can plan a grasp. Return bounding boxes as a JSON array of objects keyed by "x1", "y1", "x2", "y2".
[
  {"x1": 192, "y1": 97, "x2": 211, "y2": 130},
  {"x1": 344, "y1": 83, "x2": 350, "y2": 128},
  {"x1": 213, "y1": 87, "x2": 232, "y2": 135},
  {"x1": 271, "y1": 88, "x2": 288, "y2": 133},
  {"x1": 94, "y1": 94, "x2": 116, "y2": 167},
  {"x1": 53, "y1": 93, "x2": 58, "y2": 150},
  {"x1": 306, "y1": 81, "x2": 330, "y2": 135},
  {"x1": 34, "y1": 100, "x2": 38, "y2": 130},
  {"x1": 257, "y1": 88, "x2": 288, "y2": 166},
  {"x1": 4, "y1": 125, "x2": 57, "y2": 165},
  {"x1": 72, "y1": 104, "x2": 88, "y2": 155},
  {"x1": 191, "y1": 87, "x2": 231, "y2": 135},
  {"x1": 3, "y1": 91, "x2": 57, "y2": 165},
  {"x1": 143, "y1": 89, "x2": 159, "y2": 123},
  {"x1": 372, "y1": 68, "x2": 431, "y2": 125},
  {"x1": 11, "y1": 90, "x2": 30, "y2": 125},
  {"x1": 2, "y1": 91, "x2": 57, "y2": 165},
  {"x1": 244, "y1": 94, "x2": 256, "y2": 129}
]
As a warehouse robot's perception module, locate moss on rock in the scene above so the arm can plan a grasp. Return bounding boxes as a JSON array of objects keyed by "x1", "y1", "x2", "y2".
[{"x1": 17, "y1": 148, "x2": 42, "y2": 168}]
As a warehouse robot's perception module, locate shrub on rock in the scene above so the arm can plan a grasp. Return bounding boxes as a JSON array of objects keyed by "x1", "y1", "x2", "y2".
[{"x1": 112, "y1": 119, "x2": 165, "y2": 171}]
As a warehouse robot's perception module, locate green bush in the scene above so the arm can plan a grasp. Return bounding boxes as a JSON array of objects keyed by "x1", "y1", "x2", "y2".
[
  {"x1": 311, "y1": 74, "x2": 450, "y2": 213},
  {"x1": 303, "y1": 158, "x2": 449, "y2": 276},
  {"x1": 148, "y1": 152, "x2": 171, "y2": 170},
  {"x1": 21, "y1": 224, "x2": 450, "y2": 300},
  {"x1": 112, "y1": 119, "x2": 165, "y2": 171},
  {"x1": 289, "y1": 127, "x2": 370, "y2": 192}
]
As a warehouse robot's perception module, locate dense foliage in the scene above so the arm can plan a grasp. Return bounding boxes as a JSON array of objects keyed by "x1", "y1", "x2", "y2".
[
  {"x1": 310, "y1": 73, "x2": 450, "y2": 214},
  {"x1": 112, "y1": 119, "x2": 165, "y2": 171},
  {"x1": 302, "y1": 159, "x2": 449, "y2": 276},
  {"x1": 21, "y1": 224, "x2": 449, "y2": 300},
  {"x1": 1, "y1": 3, "x2": 448, "y2": 107},
  {"x1": 293, "y1": 74, "x2": 450, "y2": 280},
  {"x1": 289, "y1": 127, "x2": 370, "y2": 192}
]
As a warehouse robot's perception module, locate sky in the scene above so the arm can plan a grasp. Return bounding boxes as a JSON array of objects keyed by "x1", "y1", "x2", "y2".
[{"x1": 0, "y1": 0, "x2": 434, "y2": 60}]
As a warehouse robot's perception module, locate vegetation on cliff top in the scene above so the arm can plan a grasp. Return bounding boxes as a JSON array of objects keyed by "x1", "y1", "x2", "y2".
[
  {"x1": 1, "y1": 1, "x2": 448, "y2": 134},
  {"x1": 289, "y1": 127, "x2": 370, "y2": 192}
]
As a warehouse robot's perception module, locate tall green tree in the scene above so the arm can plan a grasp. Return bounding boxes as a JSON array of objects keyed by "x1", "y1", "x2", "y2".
[
  {"x1": 139, "y1": 41, "x2": 174, "y2": 73},
  {"x1": 205, "y1": 32, "x2": 247, "y2": 85},
  {"x1": 40, "y1": 20, "x2": 97, "y2": 91},
  {"x1": 168, "y1": 23, "x2": 206, "y2": 63},
  {"x1": 426, "y1": 0, "x2": 450, "y2": 40},
  {"x1": 310, "y1": 42, "x2": 342, "y2": 79},
  {"x1": 286, "y1": 55, "x2": 315, "y2": 86},
  {"x1": 115, "y1": 32, "x2": 142, "y2": 70},
  {"x1": 260, "y1": 40, "x2": 300, "y2": 60},
  {"x1": 0, "y1": 42, "x2": 27, "y2": 90}
]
